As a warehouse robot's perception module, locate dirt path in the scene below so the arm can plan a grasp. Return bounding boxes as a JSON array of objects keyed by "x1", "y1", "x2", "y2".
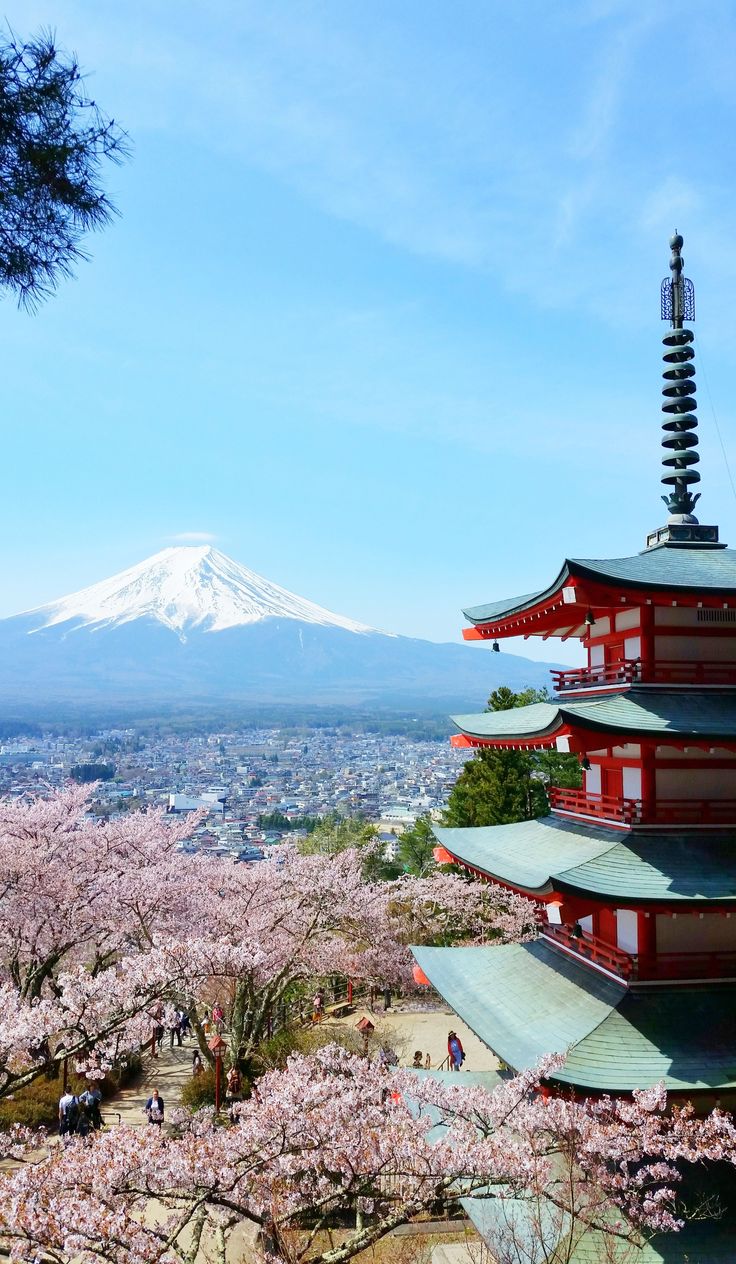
[
  {"x1": 109, "y1": 1037, "x2": 197, "y2": 1127},
  {"x1": 329, "y1": 1003, "x2": 499, "y2": 1073}
]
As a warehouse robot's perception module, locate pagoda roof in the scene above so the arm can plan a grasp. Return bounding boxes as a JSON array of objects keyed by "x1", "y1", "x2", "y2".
[
  {"x1": 462, "y1": 1187, "x2": 736, "y2": 1262},
  {"x1": 411, "y1": 940, "x2": 736, "y2": 1092},
  {"x1": 452, "y1": 689, "x2": 736, "y2": 746},
  {"x1": 463, "y1": 544, "x2": 736, "y2": 631},
  {"x1": 434, "y1": 818, "x2": 736, "y2": 904}
]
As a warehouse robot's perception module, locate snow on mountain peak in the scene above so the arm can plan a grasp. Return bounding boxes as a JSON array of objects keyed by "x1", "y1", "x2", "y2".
[{"x1": 25, "y1": 546, "x2": 378, "y2": 637}]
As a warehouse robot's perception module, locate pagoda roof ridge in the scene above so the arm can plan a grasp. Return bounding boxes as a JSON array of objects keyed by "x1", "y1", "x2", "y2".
[
  {"x1": 453, "y1": 688, "x2": 736, "y2": 744},
  {"x1": 464, "y1": 545, "x2": 736, "y2": 627},
  {"x1": 411, "y1": 940, "x2": 736, "y2": 1092},
  {"x1": 434, "y1": 818, "x2": 736, "y2": 904}
]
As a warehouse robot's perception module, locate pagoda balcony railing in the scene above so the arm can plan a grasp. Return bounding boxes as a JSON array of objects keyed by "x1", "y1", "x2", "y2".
[
  {"x1": 552, "y1": 659, "x2": 736, "y2": 693},
  {"x1": 548, "y1": 786, "x2": 640, "y2": 825},
  {"x1": 545, "y1": 927, "x2": 736, "y2": 983},
  {"x1": 543, "y1": 924, "x2": 635, "y2": 981},
  {"x1": 638, "y1": 951, "x2": 736, "y2": 982},
  {"x1": 548, "y1": 786, "x2": 736, "y2": 828}
]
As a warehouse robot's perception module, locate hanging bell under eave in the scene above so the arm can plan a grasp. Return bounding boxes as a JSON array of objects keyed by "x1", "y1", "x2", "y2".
[
  {"x1": 412, "y1": 964, "x2": 430, "y2": 987},
  {"x1": 432, "y1": 845, "x2": 454, "y2": 865}
]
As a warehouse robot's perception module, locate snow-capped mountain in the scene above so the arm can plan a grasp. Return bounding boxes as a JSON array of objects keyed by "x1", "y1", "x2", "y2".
[
  {"x1": 0, "y1": 546, "x2": 558, "y2": 711},
  {"x1": 25, "y1": 546, "x2": 377, "y2": 638}
]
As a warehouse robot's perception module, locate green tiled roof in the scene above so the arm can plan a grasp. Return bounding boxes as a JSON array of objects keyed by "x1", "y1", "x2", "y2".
[
  {"x1": 434, "y1": 819, "x2": 615, "y2": 894},
  {"x1": 453, "y1": 689, "x2": 736, "y2": 742},
  {"x1": 411, "y1": 942, "x2": 625, "y2": 1072},
  {"x1": 462, "y1": 1193, "x2": 736, "y2": 1262},
  {"x1": 564, "y1": 987, "x2": 736, "y2": 1091},
  {"x1": 411, "y1": 940, "x2": 736, "y2": 1091},
  {"x1": 434, "y1": 818, "x2": 736, "y2": 903},
  {"x1": 463, "y1": 545, "x2": 736, "y2": 625}
]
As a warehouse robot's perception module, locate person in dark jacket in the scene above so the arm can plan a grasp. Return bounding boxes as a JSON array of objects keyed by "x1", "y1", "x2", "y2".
[{"x1": 145, "y1": 1088, "x2": 165, "y2": 1125}]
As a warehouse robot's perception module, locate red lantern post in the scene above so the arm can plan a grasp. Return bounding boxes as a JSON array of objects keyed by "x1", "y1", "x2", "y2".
[{"x1": 208, "y1": 1033, "x2": 227, "y2": 1112}]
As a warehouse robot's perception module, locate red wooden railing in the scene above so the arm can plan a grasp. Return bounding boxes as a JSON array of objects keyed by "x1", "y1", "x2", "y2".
[
  {"x1": 545, "y1": 928, "x2": 736, "y2": 983},
  {"x1": 548, "y1": 787, "x2": 736, "y2": 828},
  {"x1": 547, "y1": 786, "x2": 641, "y2": 825},
  {"x1": 638, "y1": 951, "x2": 736, "y2": 982},
  {"x1": 552, "y1": 659, "x2": 736, "y2": 692},
  {"x1": 543, "y1": 924, "x2": 635, "y2": 980},
  {"x1": 644, "y1": 799, "x2": 736, "y2": 826},
  {"x1": 551, "y1": 663, "x2": 639, "y2": 691}
]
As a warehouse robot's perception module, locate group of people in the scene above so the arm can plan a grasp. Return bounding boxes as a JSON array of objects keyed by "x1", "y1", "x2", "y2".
[
  {"x1": 409, "y1": 1032, "x2": 465, "y2": 1072},
  {"x1": 153, "y1": 1007, "x2": 193, "y2": 1051},
  {"x1": 58, "y1": 1085, "x2": 103, "y2": 1139}
]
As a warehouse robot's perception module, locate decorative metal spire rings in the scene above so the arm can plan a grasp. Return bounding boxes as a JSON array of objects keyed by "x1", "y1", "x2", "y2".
[{"x1": 660, "y1": 233, "x2": 700, "y2": 519}]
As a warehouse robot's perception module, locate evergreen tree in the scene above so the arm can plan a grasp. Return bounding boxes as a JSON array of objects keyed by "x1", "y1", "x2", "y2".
[
  {"x1": 443, "y1": 686, "x2": 581, "y2": 828},
  {"x1": 397, "y1": 815, "x2": 437, "y2": 876},
  {"x1": 0, "y1": 31, "x2": 128, "y2": 307}
]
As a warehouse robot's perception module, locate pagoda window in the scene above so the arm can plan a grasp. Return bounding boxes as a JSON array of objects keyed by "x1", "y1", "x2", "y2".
[
  {"x1": 616, "y1": 909, "x2": 639, "y2": 954},
  {"x1": 656, "y1": 766, "x2": 736, "y2": 800},
  {"x1": 622, "y1": 766, "x2": 641, "y2": 799},
  {"x1": 656, "y1": 913, "x2": 736, "y2": 954},
  {"x1": 589, "y1": 642, "x2": 605, "y2": 668},
  {"x1": 615, "y1": 608, "x2": 640, "y2": 633}
]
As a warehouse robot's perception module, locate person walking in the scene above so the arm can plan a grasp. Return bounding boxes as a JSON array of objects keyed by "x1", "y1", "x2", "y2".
[
  {"x1": 212, "y1": 1003, "x2": 225, "y2": 1034},
  {"x1": 447, "y1": 1030, "x2": 465, "y2": 1071},
  {"x1": 192, "y1": 1052, "x2": 204, "y2": 1078},
  {"x1": 79, "y1": 1086, "x2": 103, "y2": 1131},
  {"x1": 312, "y1": 989, "x2": 324, "y2": 1023},
  {"x1": 58, "y1": 1088, "x2": 78, "y2": 1139},
  {"x1": 145, "y1": 1088, "x2": 165, "y2": 1126},
  {"x1": 169, "y1": 1013, "x2": 182, "y2": 1048},
  {"x1": 411, "y1": 1050, "x2": 424, "y2": 1069}
]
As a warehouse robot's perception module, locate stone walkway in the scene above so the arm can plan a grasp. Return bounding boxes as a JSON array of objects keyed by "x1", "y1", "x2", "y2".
[{"x1": 108, "y1": 1037, "x2": 198, "y2": 1127}]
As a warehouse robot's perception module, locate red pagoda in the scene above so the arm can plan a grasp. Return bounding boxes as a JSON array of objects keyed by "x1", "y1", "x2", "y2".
[{"x1": 413, "y1": 234, "x2": 736, "y2": 1109}]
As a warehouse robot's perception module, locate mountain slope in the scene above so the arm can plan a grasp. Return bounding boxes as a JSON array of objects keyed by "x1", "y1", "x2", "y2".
[
  {"x1": 0, "y1": 547, "x2": 561, "y2": 710},
  {"x1": 25, "y1": 546, "x2": 376, "y2": 636}
]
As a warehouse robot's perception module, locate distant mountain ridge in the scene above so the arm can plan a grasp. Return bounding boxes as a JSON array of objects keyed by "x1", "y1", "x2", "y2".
[{"x1": 0, "y1": 546, "x2": 561, "y2": 711}]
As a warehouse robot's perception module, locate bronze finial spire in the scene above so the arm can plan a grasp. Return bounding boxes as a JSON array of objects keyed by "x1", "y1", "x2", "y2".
[
  {"x1": 660, "y1": 233, "x2": 700, "y2": 519},
  {"x1": 646, "y1": 234, "x2": 720, "y2": 548}
]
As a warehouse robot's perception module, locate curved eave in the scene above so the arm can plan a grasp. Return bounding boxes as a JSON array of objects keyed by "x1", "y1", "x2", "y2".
[
  {"x1": 462, "y1": 548, "x2": 736, "y2": 640},
  {"x1": 412, "y1": 941, "x2": 736, "y2": 1093},
  {"x1": 434, "y1": 820, "x2": 736, "y2": 906},
  {"x1": 451, "y1": 702, "x2": 567, "y2": 748},
  {"x1": 453, "y1": 691, "x2": 736, "y2": 747}
]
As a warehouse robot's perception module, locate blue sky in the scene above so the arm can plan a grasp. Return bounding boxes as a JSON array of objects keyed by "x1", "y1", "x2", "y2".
[{"x1": 1, "y1": 1, "x2": 735, "y2": 664}]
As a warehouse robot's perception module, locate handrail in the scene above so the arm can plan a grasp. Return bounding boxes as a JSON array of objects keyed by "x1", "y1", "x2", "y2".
[
  {"x1": 552, "y1": 659, "x2": 736, "y2": 692},
  {"x1": 551, "y1": 663, "x2": 639, "y2": 690},
  {"x1": 639, "y1": 950, "x2": 736, "y2": 981},
  {"x1": 548, "y1": 786, "x2": 641, "y2": 825},
  {"x1": 543, "y1": 924, "x2": 634, "y2": 980},
  {"x1": 548, "y1": 787, "x2": 736, "y2": 828}
]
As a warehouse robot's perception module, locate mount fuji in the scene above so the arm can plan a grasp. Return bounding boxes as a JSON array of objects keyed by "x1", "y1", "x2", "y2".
[{"x1": 0, "y1": 546, "x2": 556, "y2": 711}]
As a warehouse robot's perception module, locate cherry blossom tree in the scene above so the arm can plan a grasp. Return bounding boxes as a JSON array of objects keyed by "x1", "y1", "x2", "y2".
[
  {"x1": 0, "y1": 787, "x2": 535, "y2": 1091},
  {"x1": 2, "y1": 1046, "x2": 735, "y2": 1264}
]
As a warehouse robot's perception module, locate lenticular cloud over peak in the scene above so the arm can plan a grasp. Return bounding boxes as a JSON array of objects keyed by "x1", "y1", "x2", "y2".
[{"x1": 23, "y1": 545, "x2": 377, "y2": 636}]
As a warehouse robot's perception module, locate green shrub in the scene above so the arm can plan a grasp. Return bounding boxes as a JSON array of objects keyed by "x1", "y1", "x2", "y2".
[
  {"x1": 179, "y1": 1067, "x2": 218, "y2": 1110},
  {"x1": 0, "y1": 1052, "x2": 144, "y2": 1132},
  {"x1": 0, "y1": 1072, "x2": 87, "y2": 1130}
]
